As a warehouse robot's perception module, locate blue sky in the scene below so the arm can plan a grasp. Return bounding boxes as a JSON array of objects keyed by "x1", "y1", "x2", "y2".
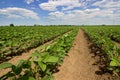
[{"x1": 0, "y1": 0, "x2": 120, "y2": 25}]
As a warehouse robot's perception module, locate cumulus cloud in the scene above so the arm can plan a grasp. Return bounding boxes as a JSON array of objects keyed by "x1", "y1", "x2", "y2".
[
  {"x1": 39, "y1": 0, "x2": 100, "y2": 11},
  {"x1": 39, "y1": 0, "x2": 81, "y2": 11},
  {"x1": 48, "y1": 8, "x2": 99, "y2": 21},
  {"x1": 0, "y1": 7, "x2": 39, "y2": 19},
  {"x1": 48, "y1": 7, "x2": 120, "y2": 25}
]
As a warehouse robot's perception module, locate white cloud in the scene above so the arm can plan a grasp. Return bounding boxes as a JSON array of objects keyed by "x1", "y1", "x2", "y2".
[
  {"x1": 49, "y1": 11, "x2": 64, "y2": 17},
  {"x1": 48, "y1": 7, "x2": 120, "y2": 25},
  {"x1": 92, "y1": 0, "x2": 120, "y2": 19},
  {"x1": 92, "y1": 0, "x2": 106, "y2": 6},
  {"x1": 93, "y1": 0, "x2": 120, "y2": 8},
  {"x1": 49, "y1": 8, "x2": 101, "y2": 20},
  {"x1": 39, "y1": 0, "x2": 120, "y2": 11},
  {"x1": 39, "y1": 0, "x2": 81, "y2": 11},
  {"x1": 39, "y1": 0, "x2": 100, "y2": 11},
  {"x1": 0, "y1": 7, "x2": 39, "y2": 19},
  {"x1": 25, "y1": 0, "x2": 34, "y2": 4},
  {"x1": 25, "y1": 0, "x2": 39, "y2": 4}
]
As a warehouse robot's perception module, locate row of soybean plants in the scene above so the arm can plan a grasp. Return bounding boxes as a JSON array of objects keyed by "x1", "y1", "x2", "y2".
[
  {"x1": 0, "y1": 26, "x2": 72, "y2": 61},
  {"x1": 0, "y1": 28, "x2": 79, "y2": 80},
  {"x1": 96, "y1": 27, "x2": 120, "y2": 43},
  {"x1": 83, "y1": 27, "x2": 120, "y2": 77}
]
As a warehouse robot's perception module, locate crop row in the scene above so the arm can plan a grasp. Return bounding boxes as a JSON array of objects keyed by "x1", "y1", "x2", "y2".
[
  {"x1": 0, "y1": 28, "x2": 78, "y2": 80},
  {"x1": 0, "y1": 26, "x2": 73, "y2": 60},
  {"x1": 98, "y1": 27, "x2": 120, "y2": 43},
  {"x1": 83, "y1": 27, "x2": 120, "y2": 77}
]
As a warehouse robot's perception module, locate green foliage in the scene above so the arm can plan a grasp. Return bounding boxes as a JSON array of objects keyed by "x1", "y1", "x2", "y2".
[
  {"x1": 28, "y1": 77, "x2": 36, "y2": 80},
  {"x1": 0, "y1": 62, "x2": 13, "y2": 69},
  {"x1": 22, "y1": 60, "x2": 31, "y2": 68},
  {"x1": 83, "y1": 27, "x2": 120, "y2": 76},
  {"x1": 38, "y1": 61, "x2": 47, "y2": 71},
  {"x1": 0, "y1": 29, "x2": 78, "y2": 80},
  {"x1": 110, "y1": 57, "x2": 120, "y2": 67},
  {"x1": 43, "y1": 55, "x2": 59, "y2": 63},
  {"x1": 0, "y1": 26, "x2": 73, "y2": 60},
  {"x1": 12, "y1": 65, "x2": 22, "y2": 75},
  {"x1": 42, "y1": 75, "x2": 54, "y2": 80}
]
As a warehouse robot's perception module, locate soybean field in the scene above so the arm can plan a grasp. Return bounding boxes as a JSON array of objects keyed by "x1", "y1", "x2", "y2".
[{"x1": 0, "y1": 26, "x2": 120, "y2": 80}]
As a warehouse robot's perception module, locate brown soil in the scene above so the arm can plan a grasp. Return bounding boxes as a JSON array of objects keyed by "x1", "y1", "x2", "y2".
[{"x1": 54, "y1": 29, "x2": 112, "y2": 80}]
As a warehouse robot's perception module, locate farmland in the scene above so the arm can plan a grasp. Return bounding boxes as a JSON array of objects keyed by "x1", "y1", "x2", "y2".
[
  {"x1": 0, "y1": 26, "x2": 73, "y2": 62},
  {"x1": 0, "y1": 26, "x2": 120, "y2": 80},
  {"x1": 83, "y1": 26, "x2": 120, "y2": 79}
]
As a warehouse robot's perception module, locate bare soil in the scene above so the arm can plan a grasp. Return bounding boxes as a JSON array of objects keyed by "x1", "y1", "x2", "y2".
[{"x1": 54, "y1": 29, "x2": 112, "y2": 80}]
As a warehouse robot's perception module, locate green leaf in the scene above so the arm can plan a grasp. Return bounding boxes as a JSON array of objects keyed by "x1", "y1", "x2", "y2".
[
  {"x1": 57, "y1": 60, "x2": 63, "y2": 66},
  {"x1": 45, "y1": 69, "x2": 52, "y2": 75},
  {"x1": 19, "y1": 75, "x2": 29, "y2": 80},
  {"x1": 12, "y1": 65, "x2": 22, "y2": 75},
  {"x1": 45, "y1": 45, "x2": 51, "y2": 51},
  {"x1": 29, "y1": 77, "x2": 36, "y2": 80},
  {"x1": 34, "y1": 57, "x2": 42, "y2": 62},
  {"x1": 0, "y1": 62, "x2": 13, "y2": 69},
  {"x1": 31, "y1": 51, "x2": 41, "y2": 58},
  {"x1": 22, "y1": 60, "x2": 31, "y2": 68},
  {"x1": 43, "y1": 56, "x2": 59, "y2": 63},
  {"x1": 41, "y1": 52, "x2": 49, "y2": 57},
  {"x1": 42, "y1": 75, "x2": 54, "y2": 80},
  {"x1": 110, "y1": 61, "x2": 119, "y2": 66},
  {"x1": 50, "y1": 76, "x2": 54, "y2": 80},
  {"x1": 42, "y1": 75, "x2": 49, "y2": 80},
  {"x1": 38, "y1": 62, "x2": 46, "y2": 71},
  {"x1": 16, "y1": 60, "x2": 25, "y2": 68},
  {"x1": 0, "y1": 41, "x2": 5, "y2": 46},
  {"x1": 110, "y1": 57, "x2": 120, "y2": 66},
  {"x1": 6, "y1": 72, "x2": 15, "y2": 77}
]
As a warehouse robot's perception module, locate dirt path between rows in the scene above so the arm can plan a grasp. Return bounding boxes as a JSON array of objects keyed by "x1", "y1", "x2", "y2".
[{"x1": 54, "y1": 29, "x2": 112, "y2": 80}]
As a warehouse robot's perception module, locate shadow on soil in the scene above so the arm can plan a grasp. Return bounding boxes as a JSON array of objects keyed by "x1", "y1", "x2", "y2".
[{"x1": 83, "y1": 32, "x2": 118, "y2": 80}]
